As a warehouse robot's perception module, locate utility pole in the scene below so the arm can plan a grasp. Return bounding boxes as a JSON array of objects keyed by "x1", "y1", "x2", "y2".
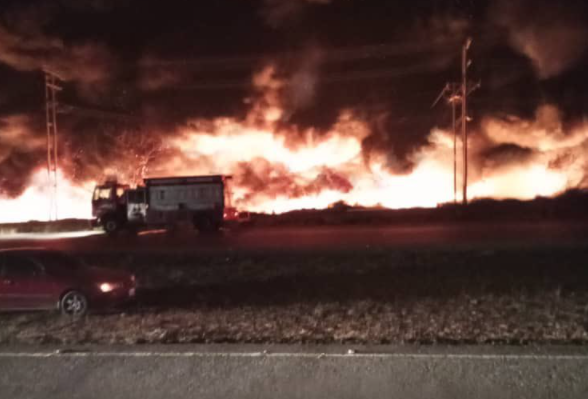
[
  {"x1": 450, "y1": 91, "x2": 459, "y2": 203},
  {"x1": 461, "y1": 38, "x2": 470, "y2": 205},
  {"x1": 433, "y1": 38, "x2": 478, "y2": 205},
  {"x1": 44, "y1": 68, "x2": 63, "y2": 221},
  {"x1": 461, "y1": 37, "x2": 483, "y2": 205},
  {"x1": 432, "y1": 82, "x2": 462, "y2": 203},
  {"x1": 460, "y1": 38, "x2": 481, "y2": 206}
]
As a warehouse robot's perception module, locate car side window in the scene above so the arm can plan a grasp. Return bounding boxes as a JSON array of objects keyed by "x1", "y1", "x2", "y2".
[{"x1": 3, "y1": 255, "x2": 44, "y2": 278}]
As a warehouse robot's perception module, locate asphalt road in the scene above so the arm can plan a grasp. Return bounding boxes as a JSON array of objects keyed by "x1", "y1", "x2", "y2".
[
  {"x1": 0, "y1": 221, "x2": 587, "y2": 253},
  {"x1": 1, "y1": 345, "x2": 587, "y2": 399}
]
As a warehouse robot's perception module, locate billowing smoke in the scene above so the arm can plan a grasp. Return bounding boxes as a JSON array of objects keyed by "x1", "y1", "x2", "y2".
[
  {"x1": 243, "y1": 46, "x2": 324, "y2": 123},
  {"x1": 479, "y1": 105, "x2": 586, "y2": 152},
  {"x1": 0, "y1": 8, "x2": 114, "y2": 86},
  {"x1": 492, "y1": 0, "x2": 588, "y2": 79},
  {"x1": 479, "y1": 144, "x2": 536, "y2": 172},
  {"x1": 469, "y1": 104, "x2": 588, "y2": 196},
  {"x1": 137, "y1": 59, "x2": 183, "y2": 92},
  {"x1": 283, "y1": 46, "x2": 323, "y2": 117}
]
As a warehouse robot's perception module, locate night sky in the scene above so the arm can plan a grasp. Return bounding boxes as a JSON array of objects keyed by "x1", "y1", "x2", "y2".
[{"x1": 1, "y1": 0, "x2": 588, "y2": 195}]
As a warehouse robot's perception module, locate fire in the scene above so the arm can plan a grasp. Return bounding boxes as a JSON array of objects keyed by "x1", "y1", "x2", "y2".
[
  {"x1": 1, "y1": 105, "x2": 586, "y2": 224},
  {"x1": 163, "y1": 124, "x2": 454, "y2": 212},
  {"x1": 470, "y1": 164, "x2": 569, "y2": 200},
  {"x1": 469, "y1": 105, "x2": 588, "y2": 200},
  {"x1": 1, "y1": 113, "x2": 585, "y2": 223},
  {"x1": 160, "y1": 103, "x2": 587, "y2": 213},
  {"x1": 0, "y1": 169, "x2": 94, "y2": 223},
  {"x1": 1, "y1": 65, "x2": 587, "y2": 224}
]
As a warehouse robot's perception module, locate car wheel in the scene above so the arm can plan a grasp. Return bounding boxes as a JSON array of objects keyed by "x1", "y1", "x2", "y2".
[
  {"x1": 104, "y1": 218, "x2": 119, "y2": 235},
  {"x1": 60, "y1": 291, "x2": 88, "y2": 317}
]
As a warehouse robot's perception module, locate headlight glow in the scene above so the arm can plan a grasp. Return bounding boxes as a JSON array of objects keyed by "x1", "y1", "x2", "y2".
[{"x1": 99, "y1": 282, "x2": 122, "y2": 293}]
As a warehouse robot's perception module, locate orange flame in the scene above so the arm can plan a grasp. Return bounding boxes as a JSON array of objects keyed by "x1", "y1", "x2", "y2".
[
  {"x1": 0, "y1": 169, "x2": 94, "y2": 223},
  {"x1": 1, "y1": 67, "x2": 587, "y2": 224},
  {"x1": 162, "y1": 109, "x2": 587, "y2": 213},
  {"x1": 1, "y1": 112, "x2": 585, "y2": 223}
]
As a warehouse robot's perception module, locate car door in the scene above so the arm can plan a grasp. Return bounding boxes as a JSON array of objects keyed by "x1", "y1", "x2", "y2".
[{"x1": 3, "y1": 254, "x2": 57, "y2": 310}]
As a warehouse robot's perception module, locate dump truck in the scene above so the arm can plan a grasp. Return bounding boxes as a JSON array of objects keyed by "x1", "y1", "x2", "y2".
[{"x1": 91, "y1": 175, "x2": 238, "y2": 235}]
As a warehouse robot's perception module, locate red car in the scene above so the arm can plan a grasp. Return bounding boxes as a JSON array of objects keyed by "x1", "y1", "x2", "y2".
[{"x1": 0, "y1": 248, "x2": 136, "y2": 316}]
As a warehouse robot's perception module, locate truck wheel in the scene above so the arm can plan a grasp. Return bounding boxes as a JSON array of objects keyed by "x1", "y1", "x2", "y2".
[
  {"x1": 195, "y1": 218, "x2": 220, "y2": 234},
  {"x1": 103, "y1": 218, "x2": 119, "y2": 235}
]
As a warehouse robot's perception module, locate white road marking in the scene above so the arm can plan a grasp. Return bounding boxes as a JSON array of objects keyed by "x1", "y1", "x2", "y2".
[{"x1": 0, "y1": 351, "x2": 587, "y2": 360}]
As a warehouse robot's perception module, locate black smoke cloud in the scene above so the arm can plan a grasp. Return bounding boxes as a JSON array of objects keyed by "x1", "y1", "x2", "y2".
[
  {"x1": 479, "y1": 143, "x2": 536, "y2": 172},
  {"x1": 0, "y1": 2, "x2": 115, "y2": 87},
  {"x1": 491, "y1": 0, "x2": 588, "y2": 79},
  {"x1": 0, "y1": 0, "x2": 587, "y2": 199},
  {"x1": 283, "y1": 45, "x2": 323, "y2": 116},
  {"x1": 0, "y1": 24, "x2": 113, "y2": 84}
]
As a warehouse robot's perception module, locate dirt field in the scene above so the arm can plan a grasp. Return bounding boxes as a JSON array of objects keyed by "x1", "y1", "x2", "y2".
[{"x1": 1, "y1": 245, "x2": 588, "y2": 345}]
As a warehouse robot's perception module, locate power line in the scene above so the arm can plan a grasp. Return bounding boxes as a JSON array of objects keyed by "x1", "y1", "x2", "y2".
[
  {"x1": 174, "y1": 61, "x2": 452, "y2": 91},
  {"x1": 58, "y1": 104, "x2": 139, "y2": 123},
  {"x1": 139, "y1": 39, "x2": 463, "y2": 70}
]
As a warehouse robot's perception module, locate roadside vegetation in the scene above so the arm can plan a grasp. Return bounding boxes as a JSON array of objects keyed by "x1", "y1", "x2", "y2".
[{"x1": 1, "y1": 246, "x2": 587, "y2": 344}]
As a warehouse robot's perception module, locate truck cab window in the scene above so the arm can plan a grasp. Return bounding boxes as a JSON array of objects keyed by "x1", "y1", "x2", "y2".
[{"x1": 94, "y1": 187, "x2": 113, "y2": 201}]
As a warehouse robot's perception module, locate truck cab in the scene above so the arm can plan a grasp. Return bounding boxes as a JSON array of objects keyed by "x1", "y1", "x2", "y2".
[{"x1": 91, "y1": 181, "x2": 130, "y2": 234}]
